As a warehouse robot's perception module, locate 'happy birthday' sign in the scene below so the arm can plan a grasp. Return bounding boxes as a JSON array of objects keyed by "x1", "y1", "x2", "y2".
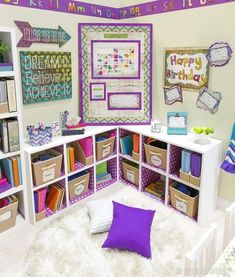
[
  {"x1": 164, "y1": 48, "x2": 210, "y2": 91},
  {"x1": 20, "y1": 51, "x2": 72, "y2": 104}
]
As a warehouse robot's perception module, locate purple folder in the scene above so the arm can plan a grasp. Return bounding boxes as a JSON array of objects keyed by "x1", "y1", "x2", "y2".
[
  {"x1": 0, "y1": 182, "x2": 12, "y2": 194},
  {"x1": 190, "y1": 153, "x2": 202, "y2": 178}
]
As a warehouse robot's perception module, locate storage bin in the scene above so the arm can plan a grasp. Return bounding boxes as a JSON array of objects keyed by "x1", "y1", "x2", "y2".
[
  {"x1": 145, "y1": 181, "x2": 165, "y2": 199},
  {"x1": 179, "y1": 169, "x2": 190, "y2": 182},
  {"x1": 32, "y1": 149, "x2": 63, "y2": 186},
  {"x1": 132, "y1": 151, "x2": 140, "y2": 161},
  {"x1": 73, "y1": 140, "x2": 93, "y2": 166},
  {"x1": 122, "y1": 160, "x2": 139, "y2": 186},
  {"x1": 0, "y1": 195, "x2": 18, "y2": 233},
  {"x1": 170, "y1": 182, "x2": 199, "y2": 218},
  {"x1": 96, "y1": 136, "x2": 115, "y2": 161},
  {"x1": 144, "y1": 141, "x2": 167, "y2": 170},
  {"x1": 189, "y1": 175, "x2": 200, "y2": 187},
  {"x1": 68, "y1": 172, "x2": 90, "y2": 200},
  {"x1": 35, "y1": 210, "x2": 46, "y2": 222}
]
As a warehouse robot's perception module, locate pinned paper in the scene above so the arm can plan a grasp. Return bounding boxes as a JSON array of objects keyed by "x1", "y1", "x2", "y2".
[
  {"x1": 164, "y1": 85, "x2": 183, "y2": 105},
  {"x1": 196, "y1": 87, "x2": 222, "y2": 114},
  {"x1": 206, "y1": 42, "x2": 233, "y2": 67}
]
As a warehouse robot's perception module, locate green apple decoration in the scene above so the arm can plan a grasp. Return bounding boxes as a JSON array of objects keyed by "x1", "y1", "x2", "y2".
[{"x1": 193, "y1": 126, "x2": 214, "y2": 135}]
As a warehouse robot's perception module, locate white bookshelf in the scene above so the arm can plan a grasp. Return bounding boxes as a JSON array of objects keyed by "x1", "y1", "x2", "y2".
[
  {"x1": 0, "y1": 28, "x2": 28, "y2": 231},
  {"x1": 24, "y1": 125, "x2": 222, "y2": 226}
]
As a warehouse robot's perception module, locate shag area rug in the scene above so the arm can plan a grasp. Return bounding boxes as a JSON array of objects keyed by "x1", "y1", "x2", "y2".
[{"x1": 22, "y1": 187, "x2": 193, "y2": 277}]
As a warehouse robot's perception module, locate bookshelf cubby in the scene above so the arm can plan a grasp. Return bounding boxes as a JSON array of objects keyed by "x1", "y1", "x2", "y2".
[
  {"x1": 0, "y1": 28, "x2": 28, "y2": 233},
  {"x1": 24, "y1": 125, "x2": 222, "y2": 226}
]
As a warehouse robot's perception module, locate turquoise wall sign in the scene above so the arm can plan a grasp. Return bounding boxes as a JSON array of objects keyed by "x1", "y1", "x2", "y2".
[{"x1": 20, "y1": 51, "x2": 72, "y2": 105}]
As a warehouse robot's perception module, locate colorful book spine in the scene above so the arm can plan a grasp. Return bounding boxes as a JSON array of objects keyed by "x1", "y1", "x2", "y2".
[
  {"x1": 10, "y1": 157, "x2": 19, "y2": 187},
  {"x1": 34, "y1": 191, "x2": 38, "y2": 213},
  {"x1": 17, "y1": 156, "x2": 22, "y2": 186},
  {"x1": 66, "y1": 147, "x2": 70, "y2": 173},
  {"x1": 1, "y1": 158, "x2": 14, "y2": 186},
  {"x1": 69, "y1": 147, "x2": 75, "y2": 171},
  {"x1": 7, "y1": 119, "x2": 20, "y2": 152},
  {"x1": 6, "y1": 79, "x2": 17, "y2": 113}
]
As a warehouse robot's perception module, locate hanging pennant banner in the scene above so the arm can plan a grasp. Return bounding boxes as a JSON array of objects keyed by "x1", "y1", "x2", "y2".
[
  {"x1": 0, "y1": 0, "x2": 234, "y2": 19},
  {"x1": 15, "y1": 21, "x2": 71, "y2": 48}
]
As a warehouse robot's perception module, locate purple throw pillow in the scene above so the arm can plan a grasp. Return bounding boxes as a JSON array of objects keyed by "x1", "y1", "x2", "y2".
[{"x1": 102, "y1": 201, "x2": 155, "y2": 258}]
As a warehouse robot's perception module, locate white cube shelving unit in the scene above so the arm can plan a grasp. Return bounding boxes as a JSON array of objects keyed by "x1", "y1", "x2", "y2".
[
  {"x1": 24, "y1": 125, "x2": 222, "y2": 226},
  {"x1": 0, "y1": 28, "x2": 28, "y2": 230}
]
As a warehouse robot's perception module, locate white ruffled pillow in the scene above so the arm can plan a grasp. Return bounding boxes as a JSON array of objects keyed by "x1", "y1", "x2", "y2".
[{"x1": 87, "y1": 199, "x2": 113, "y2": 234}]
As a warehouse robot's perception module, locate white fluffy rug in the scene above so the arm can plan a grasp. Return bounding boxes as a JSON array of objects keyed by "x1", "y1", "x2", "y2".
[{"x1": 22, "y1": 187, "x2": 195, "y2": 277}]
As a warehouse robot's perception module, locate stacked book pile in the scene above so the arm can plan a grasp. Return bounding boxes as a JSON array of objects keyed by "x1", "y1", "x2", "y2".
[
  {"x1": 0, "y1": 118, "x2": 20, "y2": 153},
  {"x1": 0, "y1": 63, "x2": 13, "y2": 72},
  {"x1": 0, "y1": 78, "x2": 17, "y2": 114},
  {"x1": 96, "y1": 161, "x2": 112, "y2": 185},
  {"x1": 145, "y1": 181, "x2": 165, "y2": 200},
  {"x1": 62, "y1": 123, "x2": 86, "y2": 136},
  {"x1": 0, "y1": 156, "x2": 22, "y2": 193},
  {"x1": 46, "y1": 184, "x2": 65, "y2": 212}
]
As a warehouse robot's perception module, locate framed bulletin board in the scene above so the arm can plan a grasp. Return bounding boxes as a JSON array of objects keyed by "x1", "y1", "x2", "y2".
[
  {"x1": 79, "y1": 23, "x2": 152, "y2": 125},
  {"x1": 164, "y1": 48, "x2": 210, "y2": 91}
]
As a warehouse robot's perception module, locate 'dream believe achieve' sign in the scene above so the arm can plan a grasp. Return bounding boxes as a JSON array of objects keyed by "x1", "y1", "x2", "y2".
[{"x1": 20, "y1": 51, "x2": 72, "y2": 104}]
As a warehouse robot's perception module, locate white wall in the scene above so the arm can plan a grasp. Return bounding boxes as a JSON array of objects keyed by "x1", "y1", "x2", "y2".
[{"x1": 0, "y1": 2, "x2": 234, "y2": 200}]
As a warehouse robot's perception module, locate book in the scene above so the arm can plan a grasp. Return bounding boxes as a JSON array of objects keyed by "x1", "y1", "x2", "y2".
[
  {"x1": 0, "y1": 120, "x2": 9, "y2": 153},
  {"x1": 1, "y1": 158, "x2": 14, "y2": 186},
  {"x1": 46, "y1": 184, "x2": 65, "y2": 211},
  {"x1": 69, "y1": 147, "x2": 75, "y2": 171},
  {"x1": 10, "y1": 157, "x2": 20, "y2": 187},
  {"x1": 0, "y1": 182, "x2": 12, "y2": 194},
  {"x1": 120, "y1": 135, "x2": 133, "y2": 155},
  {"x1": 145, "y1": 182, "x2": 165, "y2": 199},
  {"x1": 0, "y1": 63, "x2": 13, "y2": 71},
  {"x1": 16, "y1": 156, "x2": 22, "y2": 186},
  {"x1": 7, "y1": 119, "x2": 20, "y2": 152},
  {"x1": 181, "y1": 149, "x2": 191, "y2": 174},
  {"x1": 133, "y1": 134, "x2": 140, "y2": 154},
  {"x1": 34, "y1": 191, "x2": 38, "y2": 213},
  {"x1": 66, "y1": 123, "x2": 87, "y2": 129},
  {"x1": 62, "y1": 129, "x2": 85, "y2": 136},
  {"x1": 96, "y1": 161, "x2": 107, "y2": 176},
  {"x1": 96, "y1": 172, "x2": 112, "y2": 185},
  {"x1": 5, "y1": 78, "x2": 17, "y2": 112},
  {"x1": 66, "y1": 147, "x2": 70, "y2": 173}
]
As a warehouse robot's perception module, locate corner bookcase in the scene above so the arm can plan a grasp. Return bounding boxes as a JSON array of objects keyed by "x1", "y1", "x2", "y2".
[
  {"x1": 0, "y1": 28, "x2": 28, "y2": 231},
  {"x1": 24, "y1": 125, "x2": 222, "y2": 226}
]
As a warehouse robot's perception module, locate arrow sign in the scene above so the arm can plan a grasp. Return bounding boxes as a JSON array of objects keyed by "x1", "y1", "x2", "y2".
[{"x1": 15, "y1": 21, "x2": 71, "y2": 48}]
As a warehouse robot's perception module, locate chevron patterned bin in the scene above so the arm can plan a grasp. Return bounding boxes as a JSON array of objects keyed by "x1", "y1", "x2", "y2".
[{"x1": 27, "y1": 127, "x2": 53, "y2": 146}]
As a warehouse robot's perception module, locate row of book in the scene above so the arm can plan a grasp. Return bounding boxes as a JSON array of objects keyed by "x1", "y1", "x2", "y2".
[
  {"x1": 120, "y1": 133, "x2": 139, "y2": 155},
  {"x1": 0, "y1": 63, "x2": 13, "y2": 72},
  {"x1": 0, "y1": 156, "x2": 22, "y2": 193},
  {"x1": 34, "y1": 183, "x2": 65, "y2": 214},
  {"x1": 0, "y1": 118, "x2": 20, "y2": 153},
  {"x1": 0, "y1": 78, "x2": 17, "y2": 114},
  {"x1": 67, "y1": 146, "x2": 75, "y2": 172}
]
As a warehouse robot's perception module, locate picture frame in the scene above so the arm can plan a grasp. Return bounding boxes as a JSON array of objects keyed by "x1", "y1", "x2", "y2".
[{"x1": 167, "y1": 112, "x2": 188, "y2": 135}]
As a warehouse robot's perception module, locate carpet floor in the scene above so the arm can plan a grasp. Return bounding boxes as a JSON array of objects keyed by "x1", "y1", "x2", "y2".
[{"x1": 22, "y1": 186, "x2": 204, "y2": 277}]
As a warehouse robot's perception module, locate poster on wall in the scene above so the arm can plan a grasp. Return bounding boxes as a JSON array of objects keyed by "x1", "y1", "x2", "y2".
[
  {"x1": 164, "y1": 48, "x2": 210, "y2": 91},
  {"x1": 79, "y1": 23, "x2": 152, "y2": 125},
  {"x1": 20, "y1": 51, "x2": 72, "y2": 105}
]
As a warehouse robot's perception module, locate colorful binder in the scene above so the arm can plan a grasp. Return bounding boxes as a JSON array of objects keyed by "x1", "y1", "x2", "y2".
[
  {"x1": 181, "y1": 149, "x2": 191, "y2": 173},
  {"x1": 120, "y1": 135, "x2": 133, "y2": 155},
  {"x1": 190, "y1": 153, "x2": 202, "y2": 178},
  {"x1": 133, "y1": 134, "x2": 140, "y2": 154}
]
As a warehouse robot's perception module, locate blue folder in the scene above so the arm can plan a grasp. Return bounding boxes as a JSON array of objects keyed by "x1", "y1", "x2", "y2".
[{"x1": 181, "y1": 149, "x2": 191, "y2": 173}]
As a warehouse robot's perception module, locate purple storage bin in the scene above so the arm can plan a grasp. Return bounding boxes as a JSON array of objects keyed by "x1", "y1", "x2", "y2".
[{"x1": 190, "y1": 153, "x2": 201, "y2": 178}]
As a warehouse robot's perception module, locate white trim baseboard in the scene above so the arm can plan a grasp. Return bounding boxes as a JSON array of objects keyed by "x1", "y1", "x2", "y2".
[{"x1": 217, "y1": 196, "x2": 233, "y2": 210}]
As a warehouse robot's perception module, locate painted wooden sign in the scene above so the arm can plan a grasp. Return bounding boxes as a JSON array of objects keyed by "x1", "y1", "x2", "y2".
[
  {"x1": 0, "y1": 0, "x2": 233, "y2": 19},
  {"x1": 15, "y1": 21, "x2": 71, "y2": 48},
  {"x1": 164, "y1": 48, "x2": 210, "y2": 91},
  {"x1": 20, "y1": 51, "x2": 72, "y2": 105}
]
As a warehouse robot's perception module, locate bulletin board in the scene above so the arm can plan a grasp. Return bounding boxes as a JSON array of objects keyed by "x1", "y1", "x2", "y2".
[{"x1": 79, "y1": 23, "x2": 152, "y2": 125}]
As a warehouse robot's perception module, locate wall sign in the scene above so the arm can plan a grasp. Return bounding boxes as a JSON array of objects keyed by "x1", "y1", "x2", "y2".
[
  {"x1": 164, "y1": 48, "x2": 210, "y2": 91},
  {"x1": 164, "y1": 85, "x2": 183, "y2": 105},
  {"x1": 20, "y1": 51, "x2": 72, "y2": 104},
  {"x1": 79, "y1": 23, "x2": 152, "y2": 125},
  {"x1": 206, "y1": 42, "x2": 233, "y2": 67},
  {"x1": 0, "y1": 0, "x2": 233, "y2": 19},
  {"x1": 196, "y1": 87, "x2": 222, "y2": 114},
  {"x1": 15, "y1": 21, "x2": 71, "y2": 48},
  {"x1": 167, "y1": 112, "x2": 188, "y2": 135}
]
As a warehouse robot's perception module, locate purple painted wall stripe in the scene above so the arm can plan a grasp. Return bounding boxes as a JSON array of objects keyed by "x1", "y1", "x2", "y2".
[{"x1": 0, "y1": 0, "x2": 234, "y2": 19}]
